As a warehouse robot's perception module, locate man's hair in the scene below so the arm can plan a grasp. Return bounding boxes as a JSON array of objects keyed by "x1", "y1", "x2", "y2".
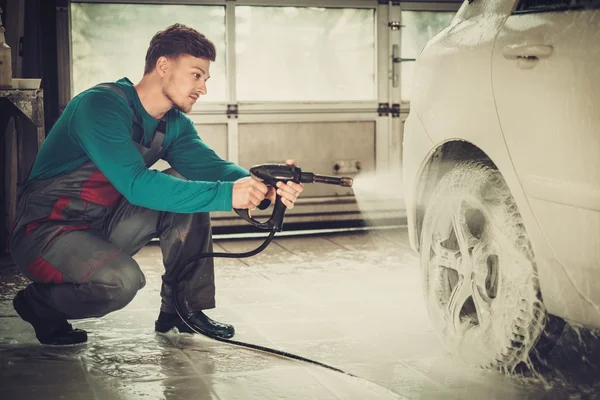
[{"x1": 144, "y1": 23, "x2": 216, "y2": 74}]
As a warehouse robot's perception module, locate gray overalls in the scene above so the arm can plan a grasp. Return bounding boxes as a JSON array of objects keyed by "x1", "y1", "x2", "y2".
[{"x1": 9, "y1": 83, "x2": 216, "y2": 320}]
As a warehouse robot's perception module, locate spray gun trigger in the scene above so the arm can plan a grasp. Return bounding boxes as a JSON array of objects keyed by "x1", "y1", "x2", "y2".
[{"x1": 258, "y1": 199, "x2": 271, "y2": 210}]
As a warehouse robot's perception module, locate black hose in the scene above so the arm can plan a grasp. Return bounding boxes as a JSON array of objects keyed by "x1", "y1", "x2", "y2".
[
  {"x1": 179, "y1": 230, "x2": 277, "y2": 266},
  {"x1": 171, "y1": 231, "x2": 358, "y2": 378}
]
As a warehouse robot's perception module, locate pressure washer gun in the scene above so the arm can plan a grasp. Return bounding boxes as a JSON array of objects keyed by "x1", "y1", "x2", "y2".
[{"x1": 235, "y1": 163, "x2": 354, "y2": 232}]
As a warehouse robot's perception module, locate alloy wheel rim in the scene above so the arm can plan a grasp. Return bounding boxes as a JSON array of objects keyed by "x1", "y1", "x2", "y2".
[{"x1": 429, "y1": 199, "x2": 501, "y2": 336}]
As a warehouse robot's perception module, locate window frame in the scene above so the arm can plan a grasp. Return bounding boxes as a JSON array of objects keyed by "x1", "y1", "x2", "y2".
[
  {"x1": 61, "y1": 0, "x2": 382, "y2": 110},
  {"x1": 68, "y1": 2, "x2": 229, "y2": 104}
]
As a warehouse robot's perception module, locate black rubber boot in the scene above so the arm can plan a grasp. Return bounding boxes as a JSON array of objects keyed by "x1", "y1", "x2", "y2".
[
  {"x1": 155, "y1": 310, "x2": 234, "y2": 339},
  {"x1": 186, "y1": 311, "x2": 235, "y2": 339},
  {"x1": 13, "y1": 290, "x2": 87, "y2": 346},
  {"x1": 155, "y1": 311, "x2": 194, "y2": 334}
]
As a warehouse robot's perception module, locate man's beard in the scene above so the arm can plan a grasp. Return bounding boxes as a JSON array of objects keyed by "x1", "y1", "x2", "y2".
[{"x1": 163, "y1": 81, "x2": 193, "y2": 114}]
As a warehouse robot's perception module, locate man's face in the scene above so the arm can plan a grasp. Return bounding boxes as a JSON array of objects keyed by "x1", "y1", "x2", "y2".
[{"x1": 161, "y1": 54, "x2": 211, "y2": 114}]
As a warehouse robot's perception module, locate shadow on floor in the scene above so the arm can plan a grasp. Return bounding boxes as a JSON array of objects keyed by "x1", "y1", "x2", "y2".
[{"x1": 532, "y1": 325, "x2": 600, "y2": 396}]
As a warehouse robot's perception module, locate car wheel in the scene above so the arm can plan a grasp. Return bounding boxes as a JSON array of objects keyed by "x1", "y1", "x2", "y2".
[{"x1": 420, "y1": 161, "x2": 564, "y2": 371}]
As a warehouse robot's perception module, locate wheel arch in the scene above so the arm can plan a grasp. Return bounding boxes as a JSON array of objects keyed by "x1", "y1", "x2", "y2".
[{"x1": 413, "y1": 140, "x2": 497, "y2": 251}]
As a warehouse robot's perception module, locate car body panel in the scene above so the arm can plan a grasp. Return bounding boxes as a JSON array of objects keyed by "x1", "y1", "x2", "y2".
[
  {"x1": 403, "y1": 0, "x2": 600, "y2": 328},
  {"x1": 492, "y1": 8, "x2": 600, "y2": 317}
]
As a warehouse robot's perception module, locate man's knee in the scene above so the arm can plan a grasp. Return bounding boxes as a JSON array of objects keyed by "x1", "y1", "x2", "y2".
[{"x1": 93, "y1": 258, "x2": 145, "y2": 312}]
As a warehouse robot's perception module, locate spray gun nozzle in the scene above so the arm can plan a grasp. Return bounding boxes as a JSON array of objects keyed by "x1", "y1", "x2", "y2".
[
  {"x1": 340, "y1": 177, "x2": 353, "y2": 187},
  {"x1": 310, "y1": 174, "x2": 353, "y2": 187}
]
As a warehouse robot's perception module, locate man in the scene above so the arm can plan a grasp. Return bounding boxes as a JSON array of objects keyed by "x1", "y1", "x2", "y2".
[{"x1": 9, "y1": 23, "x2": 304, "y2": 346}]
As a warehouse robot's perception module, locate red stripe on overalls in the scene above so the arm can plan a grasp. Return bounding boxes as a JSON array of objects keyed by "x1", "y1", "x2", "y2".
[
  {"x1": 80, "y1": 171, "x2": 121, "y2": 207},
  {"x1": 49, "y1": 197, "x2": 70, "y2": 220},
  {"x1": 27, "y1": 225, "x2": 91, "y2": 283},
  {"x1": 25, "y1": 222, "x2": 41, "y2": 234},
  {"x1": 27, "y1": 257, "x2": 63, "y2": 284},
  {"x1": 25, "y1": 197, "x2": 71, "y2": 234}
]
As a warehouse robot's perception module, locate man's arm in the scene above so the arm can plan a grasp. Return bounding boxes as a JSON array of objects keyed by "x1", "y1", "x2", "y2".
[
  {"x1": 163, "y1": 120, "x2": 250, "y2": 182},
  {"x1": 164, "y1": 119, "x2": 307, "y2": 211},
  {"x1": 68, "y1": 91, "x2": 235, "y2": 213}
]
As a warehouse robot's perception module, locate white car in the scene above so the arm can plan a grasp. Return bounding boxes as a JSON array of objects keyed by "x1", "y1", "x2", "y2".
[{"x1": 402, "y1": 0, "x2": 600, "y2": 371}]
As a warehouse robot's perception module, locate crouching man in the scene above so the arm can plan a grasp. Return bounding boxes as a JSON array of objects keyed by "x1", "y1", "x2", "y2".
[{"x1": 9, "y1": 23, "x2": 303, "y2": 345}]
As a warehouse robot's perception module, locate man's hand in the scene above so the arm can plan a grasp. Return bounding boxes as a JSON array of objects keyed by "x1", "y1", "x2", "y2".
[
  {"x1": 265, "y1": 160, "x2": 305, "y2": 209},
  {"x1": 232, "y1": 176, "x2": 269, "y2": 209},
  {"x1": 273, "y1": 180, "x2": 304, "y2": 209}
]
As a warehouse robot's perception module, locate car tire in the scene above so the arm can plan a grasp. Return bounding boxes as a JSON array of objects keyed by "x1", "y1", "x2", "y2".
[{"x1": 420, "y1": 161, "x2": 564, "y2": 371}]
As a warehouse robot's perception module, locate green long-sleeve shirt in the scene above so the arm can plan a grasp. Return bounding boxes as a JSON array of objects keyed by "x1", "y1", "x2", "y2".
[{"x1": 27, "y1": 78, "x2": 249, "y2": 213}]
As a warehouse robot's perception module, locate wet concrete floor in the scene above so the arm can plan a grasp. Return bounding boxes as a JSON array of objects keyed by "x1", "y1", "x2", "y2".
[{"x1": 1, "y1": 227, "x2": 599, "y2": 399}]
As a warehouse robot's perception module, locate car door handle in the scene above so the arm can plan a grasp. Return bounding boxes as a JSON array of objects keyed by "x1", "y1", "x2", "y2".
[{"x1": 503, "y1": 44, "x2": 554, "y2": 61}]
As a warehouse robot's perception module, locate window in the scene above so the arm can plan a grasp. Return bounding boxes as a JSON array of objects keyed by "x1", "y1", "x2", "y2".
[
  {"x1": 400, "y1": 11, "x2": 455, "y2": 103},
  {"x1": 236, "y1": 6, "x2": 376, "y2": 102},
  {"x1": 70, "y1": 3, "x2": 226, "y2": 103}
]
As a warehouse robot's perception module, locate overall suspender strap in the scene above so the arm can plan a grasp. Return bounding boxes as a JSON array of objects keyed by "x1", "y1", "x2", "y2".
[{"x1": 93, "y1": 83, "x2": 166, "y2": 165}]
